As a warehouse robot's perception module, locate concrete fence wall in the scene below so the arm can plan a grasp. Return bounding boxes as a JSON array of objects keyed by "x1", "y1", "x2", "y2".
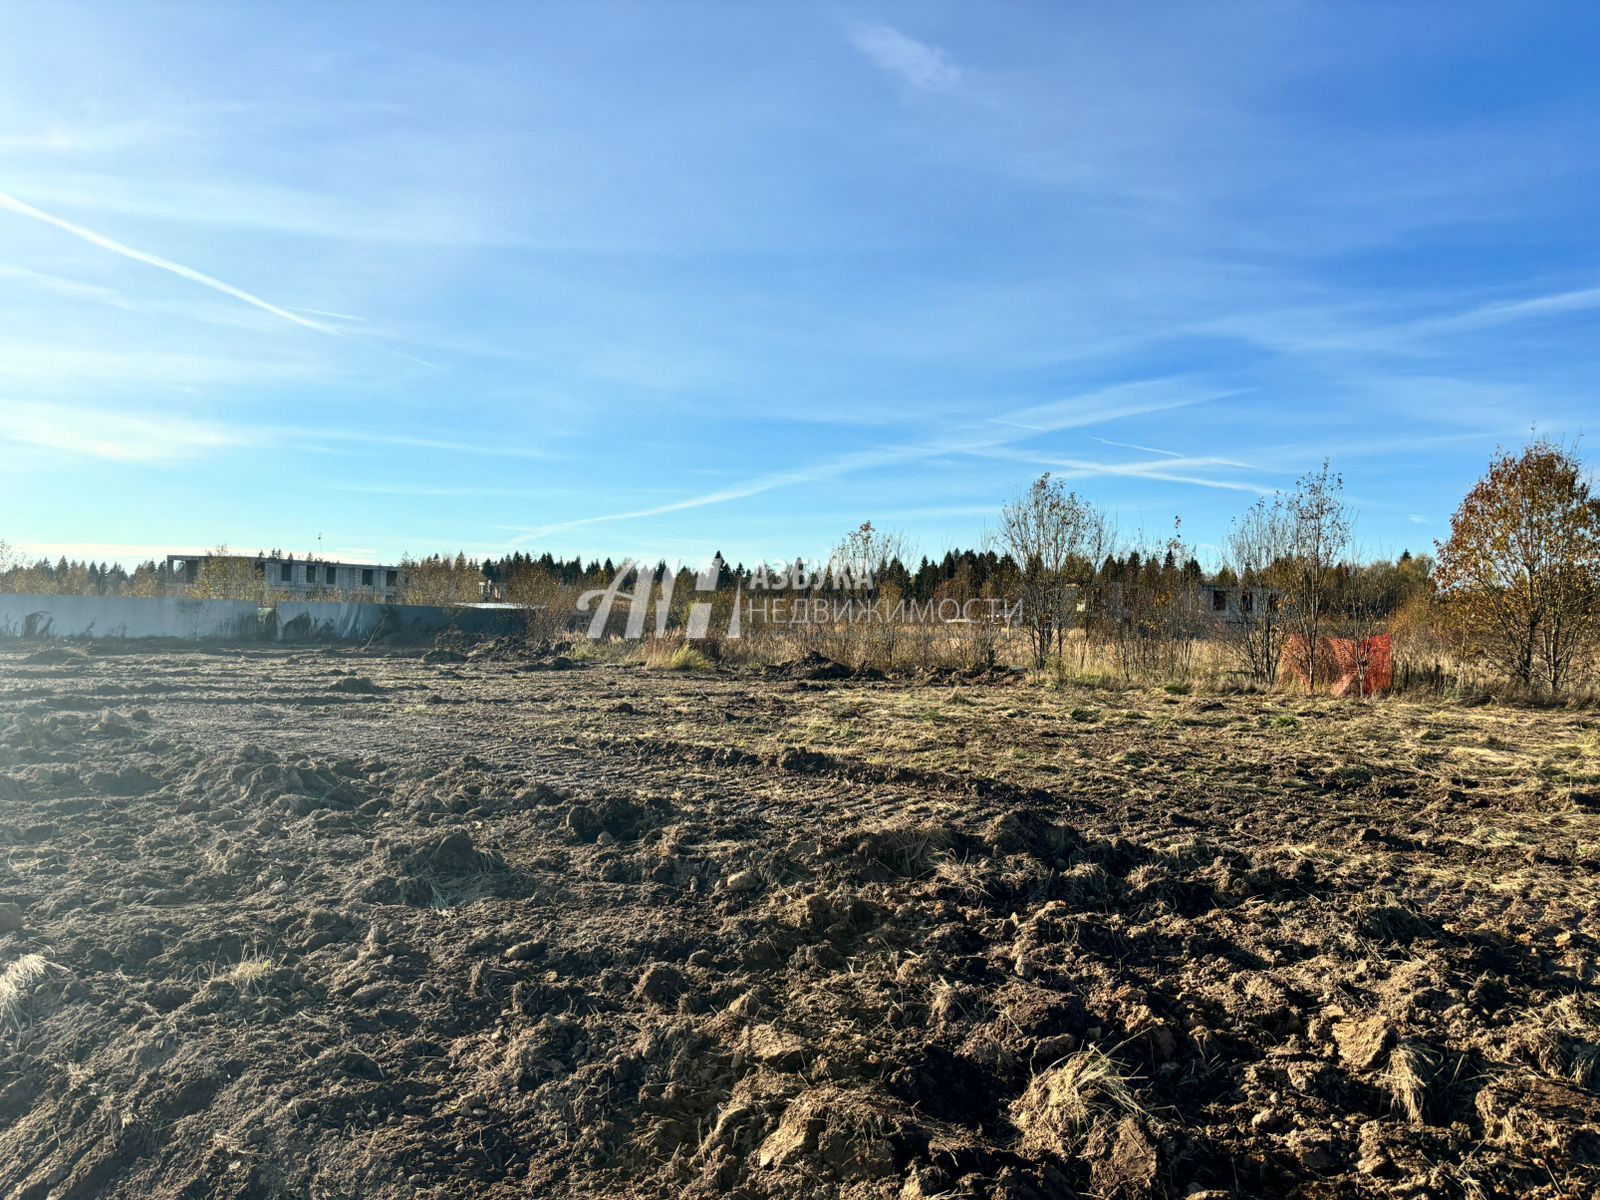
[{"x1": 0, "y1": 594, "x2": 526, "y2": 643}]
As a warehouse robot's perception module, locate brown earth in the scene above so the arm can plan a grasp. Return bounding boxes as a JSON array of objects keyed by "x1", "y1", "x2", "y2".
[{"x1": 0, "y1": 643, "x2": 1597, "y2": 1198}]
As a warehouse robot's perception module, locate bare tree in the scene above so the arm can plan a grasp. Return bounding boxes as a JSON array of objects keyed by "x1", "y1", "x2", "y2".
[
  {"x1": 1337, "y1": 553, "x2": 1395, "y2": 698},
  {"x1": 1284, "y1": 461, "x2": 1351, "y2": 692},
  {"x1": 401, "y1": 553, "x2": 484, "y2": 606},
  {"x1": 998, "y1": 475, "x2": 1113, "y2": 670},
  {"x1": 1069, "y1": 506, "x2": 1116, "y2": 667},
  {"x1": 1222, "y1": 494, "x2": 1293, "y2": 684},
  {"x1": 833, "y1": 522, "x2": 912, "y2": 668},
  {"x1": 504, "y1": 563, "x2": 575, "y2": 643},
  {"x1": 1108, "y1": 522, "x2": 1196, "y2": 682}
]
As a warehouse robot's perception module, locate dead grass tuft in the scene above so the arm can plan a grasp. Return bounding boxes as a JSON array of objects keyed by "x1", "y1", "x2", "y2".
[
  {"x1": 639, "y1": 643, "x2": 715, "y2": 672},
  {"x1": 217, "y1": 954, "x2": 276, "y2": 996},
  {"x1": 1385, "y1": 1040, "x2": 1437, "y2": 1124},
  {"x1": 1355, "y1": 895, "x2": 1435, "y2": 943},
  {"x1": 1510, "y1": 995, "x2": 1600, "y2": 1088},
  {"x1": 855, "y1": 820, "x2": 954, "y2": 878},
  {"x1": 0, "y1": 953, "x2": 54, "y2": 1030},
  {"x1": 1012, "y1": 1045, "x2": 1145, "y2": 1156}
]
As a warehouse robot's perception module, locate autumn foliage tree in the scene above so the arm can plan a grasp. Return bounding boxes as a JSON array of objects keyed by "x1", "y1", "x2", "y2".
[
  {"x1": 400, "y1": 553, "x2": 484, "y2": 605},
  {"x1": 1435, "y1": 439, "x2": 1600, "y2": 693},
  {"x1": 193, "y1": 546, "x2": 266, "y2": 601}
]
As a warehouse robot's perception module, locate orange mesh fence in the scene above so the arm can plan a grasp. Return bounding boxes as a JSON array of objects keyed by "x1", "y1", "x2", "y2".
[
  {"x1": 1327, "y1": 634, "x2": 1392, "y2": 697},
  {"x1": 1280, "y1": 634, "x2": 1392, "y2": 696},
  {"x1": 1279, "y1": 635, "x2": 1331, "y2": 691}
]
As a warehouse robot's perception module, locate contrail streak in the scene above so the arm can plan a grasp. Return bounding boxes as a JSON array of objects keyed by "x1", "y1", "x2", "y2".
[
  {"x1": 507, "y1": 383, "x2": 1223, "y2": 544},
  {"x1": 0, "y1": 190, "x2": 337, "y2": 334},
  {"x1": 0, "y1": 190, "x2": 439, "y2": 368}
]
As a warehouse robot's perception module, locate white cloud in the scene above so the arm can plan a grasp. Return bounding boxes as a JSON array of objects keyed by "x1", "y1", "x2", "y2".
[
  {"x1": 849, "y1": 23, "x2": 960, "y2": 92},
  {"x1": 0, "y1": 401, "x2": 242, "y2": 463},
  {"x1": 267, "y1": 426, "x2": 558, "y2": 460},
  {"x1": 0, "y1": 191, "x2": 440, "y2": 369},
  {"x1": 977, "y1": 447, "x2": 1275, "y2": 495},
  {"x1": 507, "y1": 379, "x2": 1221, "y2": 543},
  {"x1": 0, "y1": 265, "x2": 131, "y2": 308},
  {"x1": 10, "y1": 541, "x2": 209, "y2": 562},
  {"x1": 1418, "y1": 285, "x2": 1600, "y2": 336},
  {"x1": 0, "y1": 341, "x2": 337, "y2": 390}
]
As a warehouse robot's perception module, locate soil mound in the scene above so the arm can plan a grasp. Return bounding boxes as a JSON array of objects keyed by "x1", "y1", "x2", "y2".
[
  {"x1": 360, "y1": 828, "x2": 515, "y2": 905},
  {"x1": 20, "y1": 645, "x2": 91, "y2": 666},
  {"x1": 176, "y1": 745, "x2": 371, "y2": 817},
  {"x1": 770, "y1": 650, "x2": 883, "y2": 681}
]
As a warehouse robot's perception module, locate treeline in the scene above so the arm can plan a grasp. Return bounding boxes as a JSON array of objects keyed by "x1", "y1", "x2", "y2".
[
  {"x1": 0, "y1": 539, "x2": 1435, "y2": 617},
  {"x1": 479, "y1": 546, "x2": 1432, "y2": 613},
  {"x1": 0, "y1": 555, "x2": 174, "y2": 597},
  {"x1": 4, "y1": 435, "x2": 1594, "y2": 695}
]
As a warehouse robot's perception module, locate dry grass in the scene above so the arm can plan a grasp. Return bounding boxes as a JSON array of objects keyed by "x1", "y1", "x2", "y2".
[
  {"x1": 218, "y1": 955, "x2": 275, "y2": 995},
  {"x1": 855, "y1": 819, "x2": 954, "y2": 878},
  {"x1": 1012, "y1": 1045, "x2": 1146, "y2": 1155},
  {"x1": 1385, "y1": 1041, "x2": 1437, "y2": 1124},
  {"x1": 1511, "y1": 995, "x2": 1600, "y2": 1088},
  {"x1": 0, "y1": 953, "x2": 53, "y2": 1030},
  {"x1": 638, "y1": 643, "x2": 715, "y2": 672}
]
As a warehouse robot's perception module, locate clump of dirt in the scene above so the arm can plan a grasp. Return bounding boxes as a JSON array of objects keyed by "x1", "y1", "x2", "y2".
[
  {"x1": 1475, "y1": 1072, "x2": 1600, "y2": 1163},
  {"x1": 769, "y1": 650, "x2": 883, "y2": 682},
  {"x1": 434, "y1": 635, "x2": 580, "y2": 668},
  {"x1": 175, "y1": 744, "x2": 371, "y2": 817},
  {"x1": 1012, "y1": 1046, "x2": 1147, "y2": 1157},
  {"x1": 561, "y1": 792, "x2": 673, "y2": 843},
  {"x1": 392, "y1": 754, "x2": 556, "y2": 818},
  {"x1": 755, "y1": 1086, "x2": 900, "y2": 1181},
  {"x1": 359, "y1": 828, "x2": 516, "y2": 905},
  {"x1": 20, "y1": 644, "x2": 92, "y2": 666}
]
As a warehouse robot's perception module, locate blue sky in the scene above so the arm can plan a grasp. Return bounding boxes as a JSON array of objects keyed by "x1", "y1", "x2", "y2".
[{"x1": 1, "y1": 2, "x2": 1596, "y2": 570}]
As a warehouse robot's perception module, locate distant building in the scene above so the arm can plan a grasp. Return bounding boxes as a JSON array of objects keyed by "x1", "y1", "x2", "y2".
[
  {"x1": 1198, "y1": 583, "x2": 1276, "y2": 625},
  {"x1": 166, "y1": 553, "x2": 405, "y2": 600}
]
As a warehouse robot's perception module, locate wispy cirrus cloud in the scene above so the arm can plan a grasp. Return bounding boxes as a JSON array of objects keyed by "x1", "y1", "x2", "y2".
[
  {"x1": 0, "y1": 400, "x2": 241, "y2": 463},
  {"x1": 508, "y1": 379, "x2": 1221, "y2": 543},
  {"x1": 976, "y1": 447, "x2": 1276, "y2": 495},
  {"x1": 0, "y1": 264, "x2": 131, "y2": 308},
  {"x1": 1204, "y1": 281, "x2": 1600, "y2": 363},
  {"x1": 0, "y1": 341, "x2": 340, "y2": 390},
  {"x1": 849, "y1": 23, "x2": 961, "y2": 92},
  {"x1": 1416, "y1": 284, "x2": 1600, "y2": 337},
  {"x1": 0, "y1": 402, "x2": 563, "y2": 467},
  {"x1": 268, "y1": 426, "x2": 558, "y2": 460}
]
